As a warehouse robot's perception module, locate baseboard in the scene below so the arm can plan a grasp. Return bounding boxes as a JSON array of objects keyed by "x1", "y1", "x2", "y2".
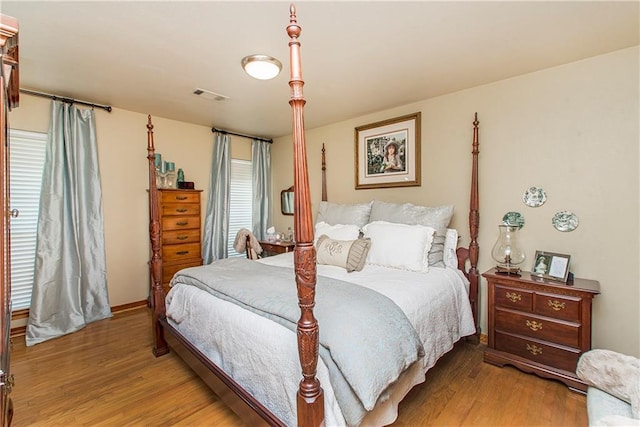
[
  {"x1": 10, "y1": 299, "x2": 149, "y2": 338},
  {"x1": 480, "y1": 333, "x2": 488, "y2": 345}
]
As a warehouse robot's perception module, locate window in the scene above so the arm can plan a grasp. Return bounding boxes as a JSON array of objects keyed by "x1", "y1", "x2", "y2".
[
  {"x1": 9, "y1": 129, "x2": 47, "y2": 311},
  {"x1": 226, "y1": 159, "x2": 253, "y2": 258}
]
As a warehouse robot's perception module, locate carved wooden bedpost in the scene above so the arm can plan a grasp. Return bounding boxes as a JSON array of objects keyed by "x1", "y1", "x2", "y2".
[
  {"x1": 146, "y1": 115, "x2": 169, "y2": 356},
  {"x1": 287, "y1": 5, "x2": 325, "y2": 427},
  {"x1": 321, "y1": 143, "x2": 327, "y2": 202},
  {"x1": 468, "y1": 113, "x2": 481, "y2": 344}
]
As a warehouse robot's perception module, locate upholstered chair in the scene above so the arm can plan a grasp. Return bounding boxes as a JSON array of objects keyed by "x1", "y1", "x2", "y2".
[{"x1": 576, "y1": 349, "x2": 640, "y2": 426}]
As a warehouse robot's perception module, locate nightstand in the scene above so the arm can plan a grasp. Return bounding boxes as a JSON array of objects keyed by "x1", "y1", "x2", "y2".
[
  {"x1": 483, "y1": 268, "x2": 600, "y2": 393},
  {"x1": 259, "y1": 240, "x2": 295, "y2": 257}
]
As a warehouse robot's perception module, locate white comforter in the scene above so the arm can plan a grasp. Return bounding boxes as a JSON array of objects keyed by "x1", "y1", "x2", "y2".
[{"x1": 166, "y1": 252, "x2": 475, "y2": 426}]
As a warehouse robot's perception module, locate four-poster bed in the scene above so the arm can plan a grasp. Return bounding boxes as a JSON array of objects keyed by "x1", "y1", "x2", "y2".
[{"x1": 147, "y1": 5, "x2": 480, "y2": 426}]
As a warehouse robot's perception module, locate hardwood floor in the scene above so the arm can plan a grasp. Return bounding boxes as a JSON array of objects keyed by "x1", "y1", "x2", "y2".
[{"x1": 10, "y1": 307, "x2": 587, "y2": 426}]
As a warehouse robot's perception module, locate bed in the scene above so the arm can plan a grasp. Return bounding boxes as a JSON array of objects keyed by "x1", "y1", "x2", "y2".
[{"x1": 146, "y1": 5, "x2": 480, "y2": 427}]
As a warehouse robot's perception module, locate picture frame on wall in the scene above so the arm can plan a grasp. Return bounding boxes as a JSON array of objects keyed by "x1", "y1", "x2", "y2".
[
  {"x1": 532, "y1": 250, "x2": 572, "y2": 282},
  {"x1": 355, "y1": 112, "x2": 421, "y2": 189}
]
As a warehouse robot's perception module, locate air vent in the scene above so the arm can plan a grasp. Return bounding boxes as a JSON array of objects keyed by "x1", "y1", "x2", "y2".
[{"x1": 193, "y1": 88, "x2": 229, "y2": 101}]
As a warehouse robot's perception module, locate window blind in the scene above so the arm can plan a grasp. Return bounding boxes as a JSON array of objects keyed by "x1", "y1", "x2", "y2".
[
  {"x1": 9, "y1": 129, "x2": 48, "y2": 311},
  {"x1": 227, "y1": 159, "x2": 253, "y2": 258}
]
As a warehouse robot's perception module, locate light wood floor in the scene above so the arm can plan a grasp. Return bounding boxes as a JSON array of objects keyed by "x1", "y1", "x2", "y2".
[{"x1": 10, "y1": 307, "x2": 587, "y2": 426}]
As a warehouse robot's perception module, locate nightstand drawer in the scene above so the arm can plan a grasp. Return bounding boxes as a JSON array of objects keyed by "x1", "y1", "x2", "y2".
[
  {"x1": 161, "y1": 203, "x2": 200, "y2": 216},
  {"x1": 163, "y1": 229, "x2": 200, "y2": 245},
  {"x1": 163, "y1": 243, "x2": 201, "y2": 262},
  {"x1": 495, "y1": 284, "x2": 533, "y2": 312},
  {"x1": 496, "y1": 308, "x2": 580, "y2": 348},
  {"x1": 535, "y1": 292, "x2": 581, "y2": 322},
  {"x1": 495, "y1": 332, "x2": 581, "y2": 373}
]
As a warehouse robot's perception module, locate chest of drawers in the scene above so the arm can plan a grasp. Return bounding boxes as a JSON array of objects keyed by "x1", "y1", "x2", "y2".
[
  {"x1": 483, "y1": 268, "x2": 600, "y2": 392},
  {"x1": 158, "y1": 189, "x2": 203, "y2": 294}
]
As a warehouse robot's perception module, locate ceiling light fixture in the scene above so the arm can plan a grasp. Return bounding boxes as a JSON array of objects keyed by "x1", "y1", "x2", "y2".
[{"x1": 241, "y1": 54, "x2": 282, "y2": 80}]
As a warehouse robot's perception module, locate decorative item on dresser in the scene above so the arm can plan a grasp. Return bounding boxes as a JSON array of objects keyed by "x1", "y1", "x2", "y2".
[
  {"x1": 483, "y1": 268, "x2": 600, "y2": 392},
  {"x1": 157, "y1": 188, "x2": 203, "y2": 295}
]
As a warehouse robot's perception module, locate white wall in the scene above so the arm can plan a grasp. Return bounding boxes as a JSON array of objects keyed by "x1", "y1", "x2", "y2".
[{"x1": 271, "y1": 47, "x2": 640, "y2": 357}]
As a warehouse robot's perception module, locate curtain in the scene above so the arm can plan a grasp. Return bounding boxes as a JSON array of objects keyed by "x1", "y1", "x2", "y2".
[
  {"x1": 202, "y1": 132, "x2": 231, "y2": 263},
  {"x1": 26, "y1": 101, "x2": 111, "y2": 346},
  {"x1": 251, "y1": 139, "x2": 271, "y2": 240}
]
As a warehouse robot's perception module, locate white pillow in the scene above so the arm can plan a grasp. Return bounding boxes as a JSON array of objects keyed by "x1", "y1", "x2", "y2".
[
  {"x1": 362, "y1": 221, "x2": 436, "y2": 272},
  {"x1": 369, "y1": 200, "x2": 454, "y2": 267},
  {"x1": 316, "y1": 201, "x2": 372, "y2": 228},
  {"x1": 314, "y1": 221, "x2": 360, "y2": 244},
  {"x1": 443, "y1": 228, "x2": 460, "y2": 269}
]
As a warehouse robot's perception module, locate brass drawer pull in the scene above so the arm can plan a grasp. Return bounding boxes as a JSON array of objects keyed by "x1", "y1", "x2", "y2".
[
  {"x1": 526, "y1": 320, "x2": 543, "y2": 331},
  {"x1": 176, "y1": 251, "x2": 189, "y2": 256},
  {"x1": 526, "y1": 344, "x2": 543, "y2": 356},
  {"x1": 176, "y1": 208, "x2": 188, "y2": 213},
  {"x1": 506, "y1": 291, "x2": 522, "y2": 303},
  {"x1": 176, "y1": 221, "x2": 188, "y2": 226},
  {"x1": 176, "y1": 196, "x2": 188, "y2": 200},
  {"x1": 548, "y1": 300, "x2": 566, "y2": 311},
  {"x1": 176, "y1": 235, "x2": 189, "y2": 241}
]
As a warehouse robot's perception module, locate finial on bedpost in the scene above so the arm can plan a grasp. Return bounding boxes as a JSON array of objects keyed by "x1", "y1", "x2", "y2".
[{"x1": 287, "y1": 5, "x2": 325, "y2": 426}]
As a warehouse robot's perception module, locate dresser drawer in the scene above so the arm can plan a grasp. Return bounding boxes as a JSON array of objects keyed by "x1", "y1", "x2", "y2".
[
  {"x1": 534, "y1": 292, "x2": 581, "y2": 322},
  {"x1": 495, "y1": 332, "x2": 580, "y2": 373},
  {"x1": 162, "y1": 216, "x2": 201, "y2": 231},
  {"x1": 495, "y1": 285, "x2": 533, "y2": 312},
  {"x1": 162, "y1": 259, "x2": 203, "y2": 284},
  {"x1": 161, "y1": 203, "x2": 200, "y2": 217},
  {"x1": 161, "y1": 191, "x2": 200, "y2": 204},
  {"x1": 163, "y1": 229, "x2": 200, "y2": 245},
  {"x1": 163, "y1": 243, "x2": 202, "y2": 262},
  {"x1": 495, "y1": 308, "x2": 580, "y2": 348}
]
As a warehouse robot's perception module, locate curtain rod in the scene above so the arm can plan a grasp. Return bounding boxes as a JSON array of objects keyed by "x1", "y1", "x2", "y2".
[
  {"x1": 211, "y1": 127, "x2": 272, "y2": 144},
  {"x1": 19, "y1": 88, "x2": 112, "y2": 112}
]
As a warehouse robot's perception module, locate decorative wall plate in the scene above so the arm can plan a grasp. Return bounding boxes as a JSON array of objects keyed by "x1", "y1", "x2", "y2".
[
  {"x1": 502, "y1": 211, "x2": 525, "y2": 229},
  {"x1": 552, "y1": 211, "x2": 579, "y2": 232},
  {"x1": 523, "y1": 186, "x2": 547, "y2": 207}
]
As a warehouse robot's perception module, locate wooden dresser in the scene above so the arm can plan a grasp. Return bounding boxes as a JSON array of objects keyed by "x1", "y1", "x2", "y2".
[
  {"x1": 159, "y1": 189, "x2": 202, "y2": 294},
  {"x1": 483, "y1": 268, "x2": 600, "y2": 392},
  {"x1": 259, "y1": 240, "x2": 295, "y2": 257}
]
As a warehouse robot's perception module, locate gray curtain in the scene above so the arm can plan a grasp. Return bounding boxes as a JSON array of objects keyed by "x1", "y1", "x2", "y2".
[
  {"x1": 202, "y1": 132, "x2": 231, "y2": 263},
  {"x1": 251, "y1": 140, "x2": 271, "y2": 240},
  {"x1": 26, "y1": 101, "x2": 111, "y2": 346}
]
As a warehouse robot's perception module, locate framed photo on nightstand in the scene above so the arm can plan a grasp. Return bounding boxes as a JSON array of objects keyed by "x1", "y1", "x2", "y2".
[{"x1": 532, "y1": 250, "x2": 571, "y2": 282}]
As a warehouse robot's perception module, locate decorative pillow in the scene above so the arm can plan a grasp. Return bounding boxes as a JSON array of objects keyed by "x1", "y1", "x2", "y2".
[
  {"x1": 314, "y1": 221, "x2": 361, "y2": 245},
  {"x1": 362, "y1": 221, "x2": 435, "y2": 272},
  {"x1": 576, "y1": 349, "x2": 640, "y2": 418},
  {"x1": 316, "y1": 235, "x2": 371, "y2": 272},
  {"x1": 443, "y1": 228, "x2": 460, "y2": 269},
  {"x1": 316, "y1": 201, "x2": 373, "y2": 229},
  {"x1": 369, "y1": 200, "x2": 454, "y2": 267}
]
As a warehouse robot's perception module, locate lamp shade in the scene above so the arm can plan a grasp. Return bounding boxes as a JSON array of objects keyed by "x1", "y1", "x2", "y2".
[{"x1": 241, "y1": 54, "x2": 282, "y2": 80}]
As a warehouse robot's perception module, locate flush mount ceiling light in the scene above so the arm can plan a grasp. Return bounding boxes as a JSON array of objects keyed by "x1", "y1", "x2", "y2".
[{"x1": 241, "y1": 54, "x2": 282, "y2": 80}]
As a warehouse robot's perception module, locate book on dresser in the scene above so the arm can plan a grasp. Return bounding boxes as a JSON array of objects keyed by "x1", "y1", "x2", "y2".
[
  {"x1": 158, "y1": 189, "x2": 203, "y2": 294},
  {"x1": 483, "y1": 268, "x2": 600, "y2": 393}
]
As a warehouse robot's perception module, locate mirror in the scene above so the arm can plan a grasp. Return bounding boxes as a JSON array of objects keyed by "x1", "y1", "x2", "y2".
[{"x1": 281, "y1": 186, "x2": 294, "y2": 215}]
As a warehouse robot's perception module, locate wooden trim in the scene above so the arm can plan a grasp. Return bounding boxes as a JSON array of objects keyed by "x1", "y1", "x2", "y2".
[{"x1": 10, "y1": 300, "x2": 149, "y2": 338}]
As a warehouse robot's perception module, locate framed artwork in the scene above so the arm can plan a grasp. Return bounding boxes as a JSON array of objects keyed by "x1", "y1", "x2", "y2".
[
  {"x1": 532, "y1": 250, "x2": 571, "y2": 282},
  {"x1": 355, "y1": 112, "x2": 421, "y2": 189}
]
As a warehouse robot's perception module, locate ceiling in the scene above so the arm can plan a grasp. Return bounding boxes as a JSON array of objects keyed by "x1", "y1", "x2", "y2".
[{"x1": 3, "y1": 1, "x2": 638, "y2": 139}]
